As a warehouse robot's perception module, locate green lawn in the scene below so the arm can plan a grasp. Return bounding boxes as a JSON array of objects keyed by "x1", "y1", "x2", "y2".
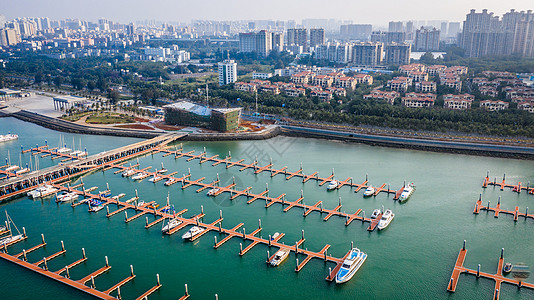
[{"x1": 85, "y1": 113, "x2": 134, "y2": 124}]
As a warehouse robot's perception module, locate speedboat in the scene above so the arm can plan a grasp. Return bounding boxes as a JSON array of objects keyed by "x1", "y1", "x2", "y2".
[
  {"x1": 131, "y1": 172, "x2": 148, "y2": 180},
  {"x1": 56, "y1": 147, "x2": 72, "y2": 154},
  {"x1": 137, "y1": 200, "x2": 146, "y2": 207},
  {"x1": 335, "y1": 248, "x2": 367, "y2": 284},
  {"x1": 5, "y1": 165, "x2": 20, "y2": 172},
  {"x1": 370, "y1": 209, "x2": 381, "y2": 219},
  {"x1": 99, "y1": 190, "x2": 111, "y2": 198},
  {"x1": 327, "y1": 180, "x2": 339, "y2": 190},
  {"x1": 270, "y1": 248, "x2": 290, "y2": 266},
  {"x1": 162, "y1": 218, "x2": 182, "y2": 233},
  {"x1": 503, "y1": 263, "x2": 513, "y2": 273},
  {"x1": 271, "y1": 232, "x2": 280, "y2": 240},
  {"x1": 206, "y1": 188, "x2": 220, "y2": 196},
  {"x1": 377, "y1": 209, "x2": 394, "y2": 230},
  {"x1": 122, "y1": 169, "x2": 136, "y2": 177},
  {"x1": 164, "y1": 178, "x2": 177, "y2": 186},
  {"x1": 363, "y1": 186, "x2": 375, "y2": 197},
  {"x1": 181, "y1": 226, "x2": 206, "y2": 240},
  {"x1": 148, "y1": 175, "x2": 162, "y2": 183},
  {"x1": 15, "y1": 168, "x2": 30, "y2": 175},
  {"x1": 88, "y1": 200, "x2": 105, "y2": 212},
  {"x1": 56, "y1": 191, "x2": 79, "y2": 203},
  {"x1": 0, "y1": 134, "x2": 18, "y2": 143},
  {"x1": 158, "y1": 163, "x2": 167, "y2": 173},
  {"x1": 399, "y1": 183, "x2": 415, "y2": 202}
]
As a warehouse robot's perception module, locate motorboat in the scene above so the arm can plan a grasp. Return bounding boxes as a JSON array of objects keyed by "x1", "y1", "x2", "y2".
[
  {"x1": 335, "y1": 248, "x2": 367, "y2": 284},
  {"x1": 146, "y1": 203, "x2": 159, "y2": 210},
  {"x1": 56, "y1": 146, "x2": 72, "y2": 154},
  {"x1": 503, "y1": 263, "x2": 513, "y2": 273},
  {"x1": 27, "y1": 185, "x2": 58, "y2": 199},
  {"x1": 99, "y1": 190, "x2": 111, "y2": 198},
  {"x1": 269, "y1": 248, "x2": 290, "y2": 267},
  {"x1": 164, "y1": 178, "x2": 177, "y2": 186},
  {"x1": 399, "y1": 183, "x2": 415, "y2": 202},
  {"x1": 327, "y1": 180, "x2": 339, "y2": 190},
  {"x1": 15, "y1": 167, "x2": 30, "y2": 175},
  {"x1": 0, "y1": 134, "x2": 18, "y2": 143},
  {"x1": 370, "y1": 209, "x2": 381, "y2": 219},
  {"x1": 158, "y1": 163, "x2": 167, "y2": 173},
  {"x1": 5, "y1": 165, "x2": 20, "y2": 172},
  {"x1": 377, "y1": 209, "x2": 395, "y2": 230},
  {"x1": 206, "y1": 188, "x2": 220, "y2": 196},
  {"x1": 148, "y1": 175, "x2": 162, "y2": 183},
  {"x1": 122, "y1": 169, "x2": 137, "y2": 177},
  {"x1": 88, "y1": 200, "x2": 105, "y2": 212},
  {"x1": 56, "y1": 191, "x2": 79, "y2": 203},
  {"x1": 131, "y1": 172, "x2": 148, "y2": 180},
  {"x1": 271, "y1": 232, "x2": 280, "y2": 240},
  {"x1": 181, "y1": 226, "x2": 206, "y2": 240},
  {"x1": 137, "y1": 200, "x2": 146, "y2": 207},
  {"x1": 162, "y1": 218, "x2": 182, "y2": 233},
  {"x1": 363, "y1": 186, "x2": 375, "y2": 197}
]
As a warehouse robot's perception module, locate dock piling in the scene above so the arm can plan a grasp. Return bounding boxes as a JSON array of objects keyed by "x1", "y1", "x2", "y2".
[
  {"x1": 463, "y1": 240, "x2": 466, "y2": 250},
  {"x1": 145, "y1": 217, "x2": 149, "y2": 227},
  {"x1": 501, "y1": 248, "x2": 504, "y2": 259},
  {"x1": 106, "y1": 206, "x2": 109, "y2": 215},
  {"x1": 41, "y1": 233, "x2": 45, "y2": 244},
  {"x1": 329, "y1": 267, "x2": 332, "y2": 277},
  {"x1": 124, "y1": 211, "x2": 128, "y2": 221},
  {"x1": 65, "y1": 265, "x2": 70, "y2": 278},
  {"x1": 324, "y1": 249, "x2": 327, "y2": 261},
  {"x1": 184, "y1": 284, "x2": 189, "y2": 296},
  {"x1": 82, "y1": 248, "x2": 86, "y2": 259},
  {"x1": 22, "y1": 249, "x2": 27, "y2": 261},
  {"x1": 258, "y1": 219, "x2": 262, "y2": 229},
  {"x1": 268, "y1": 235, "x2": 271, "y2": 246},
  {"x1": 61, "y1": 240, "x2": 65, "y2": 251},
  {"x1": 214, "y1": 236, "x2": 217, "y2": 246},
  {"x1": 105, "y1": 256, "x2": 109, "y2": 267},
  {"x1": 267, "y1": 250, "x2": 270, "y2": 260},
  {"x1": 130, "y1": 265, "x2": 134, "y2": 276},
  {"x1": 91, "y1": 276, "x2": 95, "y2": 289},
  {"x1": 117, "y1": 286, "x2": 121, "y2": 300},
  {"x1": 156, "y1": 273, "x2": 160, "y2": 286},
  {"x1": 498, "y1": 196, "x2": 501, "y2": 205},
  {"x1": 526, "y1": 207, "x2": 529, "y2": 216},
  {"x1": 477, "y1": 264, "x2": 480, "y2": 277},
  {"x1": 239, "y1": 243, "x2": 243, "y2": 255},
  {"x1": 201, "y1": 205, "x2": 204, "y2": 214},
  {"x1": 495, "y1": 289, "x2": 499, "y2": 299},
  {"x1": 43, "y1": 257, "x2": 48, "y2": 270},
  {"x1": 242, "y1": 228, "x2": 246, "y2": 239},
  {"x1": 301, "y1": 230, "x2": 304, "y2": 240}
]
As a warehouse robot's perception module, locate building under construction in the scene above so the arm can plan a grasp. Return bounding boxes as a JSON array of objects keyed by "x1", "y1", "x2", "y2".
[{"x1": 163, "y1": 101, "x2": 241, "y2": 132}]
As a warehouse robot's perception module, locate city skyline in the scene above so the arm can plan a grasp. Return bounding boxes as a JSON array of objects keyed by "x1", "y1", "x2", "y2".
[{"x1": 2, "y1": 0, "x2": 533, "y2": 25}]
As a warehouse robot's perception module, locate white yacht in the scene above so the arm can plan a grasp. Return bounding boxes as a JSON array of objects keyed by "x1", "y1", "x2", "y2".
[
  {"x1": 363, "y1": 186, "x2": 375, "y2": 197},
  {"x1": 27, "y1": 185, "x2": 58, "y2": 199},
  {"x1": 122, "y1": 169, "x2": 137, "y2": 177},
  {"x1": 15, "y1": 167, "x2": 30, "y2": 175},
  {"x1": 270, "y1": 248, "x2": 290, "y2": 267},
  {"x1": 0, "y1": 134, "x2": 18, "y2": 143},
  {"x1": 164, "y1": 178, "x2": 177, "y2": 186},
  {"x1": 56, "y1": 191, "x2": 79, "y2": 203},
  {"x1": 161, "y1": 218, "x2": 182, "y2": 233},
  {"x1": 88, "y1": 200, "x2": 105, "y2": 212},
  {"x1": 271, "y1": 232, "x2": 280, "y2": 240},
  {"x1": 206, "y1": 188, "x2": 220, "y2": 196},
  {"x1": 370, "y1": 208, "x2": 381, "y2": 219},
  {"x1": 399, "y1": 183, "x2": 415, "y2": 202},
  {"x1": 56, "y1": 146, "x2": 72, "y2": 154},
  {"x1": 377, "y1": 209, "x2": 395, "y2": 230},
  {"x1": 335, "y1": 248, "x2": 367, "y2": 284},
  {"x1": 327, "y1": 180, "x2": 339, "y2": 190},
  {"x1": 5, "y1": 165, "x2": 20, "y2": 172},
  {"x1": 181, "y1": 226, "x2": 205, "y2": 240},
  {"x1": 148, "y1": 175, "x2": 162, "y2": 183},
  {"x1": 131, "y1": 172, "x2": 148, "y2": 180}
]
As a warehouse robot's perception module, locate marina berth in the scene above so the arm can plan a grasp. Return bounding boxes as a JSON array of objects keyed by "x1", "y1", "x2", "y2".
[
  {"x1": 363, "y1": 186, "x2": 375, "y2": 197},
  {"x1": 377, "y1": 209, "x2": 394, "y2": 230},
  {"x1": 335, "y1": 248, "x2": 367, "y2": 284}
]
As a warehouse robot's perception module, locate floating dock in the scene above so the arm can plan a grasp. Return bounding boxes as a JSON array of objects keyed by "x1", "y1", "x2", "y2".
[
  {"x1": 474, "y1": 195, "x2": 533, "y2": 221},
  {"x1": 447, "y1": 241, "x2": 534, "y2": 300},
  {"x1": 482, "y1": 172, "x2": 534, "y2": 195}
]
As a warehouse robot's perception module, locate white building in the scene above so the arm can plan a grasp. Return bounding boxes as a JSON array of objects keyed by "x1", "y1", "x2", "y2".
[{"x1": 218, "y1": 60, "x2": 237, "y2": 85}]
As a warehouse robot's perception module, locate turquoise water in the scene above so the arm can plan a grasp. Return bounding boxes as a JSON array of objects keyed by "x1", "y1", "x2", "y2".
[{"x1": 1, "y1": 117, "x2": 534, "y2": 299}]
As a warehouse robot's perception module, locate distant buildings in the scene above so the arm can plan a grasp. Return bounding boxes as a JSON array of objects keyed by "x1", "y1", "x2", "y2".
[
  {"x1": 238, "y1": 30, "x2": 273, "y2": 57},
  {"x1": 164, "y1": 101, "x2": 241, "y2": 132},
  {"x1": 218, "y1": 60, "x2": 237, "y2": 86},
  {"x1": 309, "y1": 28, "x2": 325, "y2": 48},
  {"x1": 384, "y1": 43, "x2": 411, "y2": 65},
  {"x1": 286, "y1": 28, "x2": 308, "y2": 51},
  {"x1": 459, "y1": 9, "x2": 534, "y2": 57},
  {"x1": 352, "y1": 42, "x2": 383, "y2": 66},
  {"x1": 0, "y1": 28, "x2": 20, "y2": 46},
  {"x1": 339, "y1": 24, "x2": 372, "y2": 40},
  {"x1": 443, "y1": 94, "x2": 474, "y2": 110},
  {"x1": 414, "y1": 27, "x2": 440, "y2": 51}
]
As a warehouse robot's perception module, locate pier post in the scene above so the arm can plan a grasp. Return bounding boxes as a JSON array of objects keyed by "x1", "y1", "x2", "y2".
[
  {"x1": 501, "y1": 248, "x2": 504, "y2": 259},
  {"x1": 23, "y1": 249, "x2": 27, "y2": 261},
  {"x1": 106, "y1": 206, "x2": 110, "y2": 215},
  {"x1": 351, "y1": 241, "x2": 354, "y2": 249},
  {"x1": 218, "y1": 222, "x2": 222, "y2": 232},
  {"x1": 463, "y1": 240, "x2": 466, "y2": 250},
  {"x1": 515, "y1": 210, "x2": 518, "y2": 221},
  {"x1": 295, "y1": 242, "x2": 298, "y2": 254},
  {"x1": 477, "y1": 264, "x2": 480, "y2": 277},
  {"x1": 259, "y1": 219, "x2": 262, "y2": 229},
  {"x1": 130, "y1": 265, "x2": 134, "y2": 276},
  {"x1": 267, "y1": 250, "x2": 270, "y2": 260},
  {"x1": 329, "y1": 267, "x2": 332, "y2": 278},
  {"x1": 185, "y1": 284, "x2": 189, "y2": 296},
  {"x1": 156, "y1": 274, "x2": 160, "y2": 286},
  {"x1": 324, "y1": 249, "x2": 327, "y2": 261},
  {"x1": 43, "y1": 257, "x2": 48, "y2": 270},
  {"x1": 363, "y1": 211, "x2": 365, "y2": 219},
  {"x1": 320, "y1": 202, "x2": 323, "y2": 212},
  {"x1": 65, "y1": 265, "x2": 70, "y2": 278},
  {"x1": 495, "y1": 289, "x2": 499, "y2": 299},
  {"x1": 82, "y1": 248, "x2": 86, "y2": 259},
  {"x1": 145, "y1": 217, "x2": 149, "y2": 227},
  {"x1": 498, "y1": 196, "x2": 501, "y2": 205},
  {"x1": 117, "y1": 286, "x2": 122, "y2": 300},
  {"x1": 268, "y1": 235, "x2": 272, "y2": 246},
  {"x1": 105, "y1": 256, "x2": 109, "y2": 267},
  {"x1": 61, "y1": 240, "x2": 65, "y2": 251},
  {"x1": 124, "y1": 211, "x2": 128, "y2": 221},
  {"x1": 214, "y1": 236, "x2": 217, "y2": 246},
  {"x1": 338, "y1": 197, "x2": 341, "y2": 207},
  {"x1": 41, "y1": 233, "x2": 45, "y2": 244},
  {"x1": 488, "y1": 201, "x2": 490, "y2": 208},
  {"x1": 449, "y1": 278, "x2": 453, "y2": 290},
  {"x1": 90, "y1": 276, "x2": 95, "y2": 289},
  {"x1": 215, "y1": 294, "x2": 218, "y2": 300},
  {"x1": 201, "y1": 205, "x2": 204, "y2": 214},
  {"x1": 296, "y1": 258, "x2": 299, "y2": 269},
  {"x1": 242, "y1": 228, "x2": 246, "y2": 239},
  {"x1": 23, "y1": 227, "x2": 26, "y2": 237},
  {"x1": 220, "y1": 210, "x2": 223, "y2": 219},
  {"x1": 301, "y1": 230, "x2": 304, "y2": 240},
  {"x1": 526, "y1": 207, "x2": 529, "y2": 216},
  {"x1": 239, "y1": 243, "x2": 243, "y2": 255}
]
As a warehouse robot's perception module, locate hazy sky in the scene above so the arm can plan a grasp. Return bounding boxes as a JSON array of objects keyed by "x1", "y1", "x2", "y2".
[{"x1": 3, "y1": 0, "x2": 533, "y2": 25}]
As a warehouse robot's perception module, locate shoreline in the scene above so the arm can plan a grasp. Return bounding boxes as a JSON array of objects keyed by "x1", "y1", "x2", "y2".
[{"x1": 2, "y1": 109, "x2": 534, "y2": 160}]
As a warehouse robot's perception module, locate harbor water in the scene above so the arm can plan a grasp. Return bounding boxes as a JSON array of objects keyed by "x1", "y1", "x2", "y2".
[{"x1": 1, "y1": 117, "x2": 534, "y2": 299}]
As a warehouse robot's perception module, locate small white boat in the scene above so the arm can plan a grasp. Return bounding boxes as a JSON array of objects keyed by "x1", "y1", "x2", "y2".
[
  {"x1": 399, "y1": 183, "x2": 415, "y2": 202},
  {"x1": 0, "y1": 134, "x2": 18, "y2": 143},
  {"x1": 335, "y1": 248, "x2": 367, "y2": 284},
  {"x1": 206, "y1": 188, "x2": 220, "y2": 196},
  {"x1": 181, "y1": 226, "x2": 205, "y2": 239},
  {"x1": 164, "y1": 178, "x2": 177, "y2": 186},
  {"x1": 363, "y1": 186, "x2": 375, "y2": 197},
  {"x1": 131, "y1": 172, "x2": 148, "y2": 180},
  {"x1": 15, "y1": 168, "x2": 30, "y2": 175},
  {"x1": 162, "y1": 218, "x2": 182, "y2": 233},
  {"x1": 370, "y1": 208, "x2": 381, "y2": 219},
  {"x1": 5, "y1": 165, "x2": 20, "y2": 172},
  {"x1": 89, "y1": 204, "x2": 105, "y2": 212},
  {"x1": 0, "y1": 211, "x2": 23, "y2": 246},
  {"x1": 137, "y1": 200, "x2": 146, "y2": 207},
  {"x1": 122, "y1": 169, "x2": 137, "y2": 177},
  {"x1": 148, "y1": 175, "x2": 162, "y2": 183},
  {"x1": 377, "y1": 209, "x2": 394, "y2": 230},
  {"x1": 0, "y1": 233, "x2": 23, "y2": 246},
  {"x1": 270, "y1": 248, "x2": 290, "y2": 266},
  {"x1": 271, "y1": 232, "x2": 280, "y2": 240},
  {"x1": 327, "y1": 180, "x2": 339, "y2": 190},
  {"x1": 56, "y1": 147, "x2": 72, "y2": 154},
  {"x1": 158, "y1": 163, "x2": 167, "y2": 173},
  {"x1": 56, "y1": 191, "x2": 79, "y2": 203}
]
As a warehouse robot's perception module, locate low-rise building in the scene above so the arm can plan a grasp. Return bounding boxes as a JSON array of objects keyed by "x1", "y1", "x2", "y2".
[
  {"x1": 518, "y1": 102, "x2": 534, "y2": 113},
  {"x1": 284, "y1": 87, "x2": 306, "y2": 97},
  {"x1": 363, "y1": 90, "x2": 400, "y2": 105},
  {"x1": 442, "y1": 78, "x2": 462, "y2": 91},
  {"x1": 312, "y1": 75, "x2": 334, "y2": 88},
  {"x1": 235, "y1": 82, "x2": 258, "y2": 93},
  {"x1": 354, "y1": 74, "x2": 373, "y2": 85},
  {"x1": 479, "y1": 86, "x2": 498, "y2": 97},
  {"x1": 401, "y1": 92, "x2": 436, "y2": 108},
  {"x1": 334, "y1": 77, "x2": 357, "y2": 90},
  {"x1": 252, "y1": 72, "x2": 273, "y2": 79},
  {"x1": 443, "y1": 94, "x2": 474, "y2": 110},
  {"x1": 479, "y1": 100, "x2": 509, "y2": 111},
  {"x1": 415, "y1": 81, "x2": 437, "y2": 93},
  {"x1": 398, "y1": 64, "x2": 426, "y2": 75},
  {"x1": 386, "y1": 77, "x2": 413, "y2": 92},
  {"x1": 311, "y1": 90, "x2": 333, "y2": 101},
  {"x1": 426, "y1": 65, "x2": 447, "y2": 76},
  {"x1": 409, "y1": 71, "x2": 429, "y2": 83}
]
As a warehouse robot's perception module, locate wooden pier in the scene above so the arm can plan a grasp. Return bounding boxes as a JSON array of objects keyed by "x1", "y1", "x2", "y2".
[
  {"x1": 482, "y1": 172, "x2": 534, "y2": 195},
  {"x1": 474, "y1": 195, "x2": 533, "y2": 222},
  {"x1": 447, "y1": 241, "x2": 534, "y2": 299}
]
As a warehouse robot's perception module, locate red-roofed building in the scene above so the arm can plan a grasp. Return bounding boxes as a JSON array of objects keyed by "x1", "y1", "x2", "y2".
[
  {"x1": 443, "y1": 94, "x2": 474, "y2": 110},
  {"x1": 363, "y1": 90, "x2": 400, "y2": 105},
  {"x1": 480, "y1": 100, "x2": 509, "y2": 111},
  {"x1": 401, "y1": 92, "x2": 436, "y2": 108},
  {"x1": 415, "y1": 81, "x2": 437, "y2": 93}
]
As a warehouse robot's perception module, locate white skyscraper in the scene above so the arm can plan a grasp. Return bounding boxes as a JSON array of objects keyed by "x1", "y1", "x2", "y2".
[{"x1": 218, "y1": 60, "x2": 237, "y2": 85}]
